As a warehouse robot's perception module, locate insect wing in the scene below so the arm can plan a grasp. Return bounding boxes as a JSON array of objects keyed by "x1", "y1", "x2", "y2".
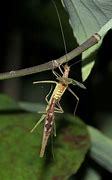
[{"x1": 70, "y1": 79, "x2": 86, "y2": 89}]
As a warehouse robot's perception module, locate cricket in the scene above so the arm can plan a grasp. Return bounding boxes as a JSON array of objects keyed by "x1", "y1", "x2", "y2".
[{"x1": 30, "y1": 0, "x2": 100, "y2": 157}]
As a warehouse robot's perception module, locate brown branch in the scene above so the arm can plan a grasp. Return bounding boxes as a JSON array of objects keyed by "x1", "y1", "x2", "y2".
[{"x1": 0, "y1": 33, "x2": 101, "y2": 80}]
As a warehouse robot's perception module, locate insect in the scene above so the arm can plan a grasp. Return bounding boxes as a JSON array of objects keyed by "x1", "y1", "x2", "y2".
[
  {"x1": 31, "y1": 64, "x2": 86, "y2": 157},
  {"x1": 31, "y1": 0, "x2": 86, "y2": 157}
]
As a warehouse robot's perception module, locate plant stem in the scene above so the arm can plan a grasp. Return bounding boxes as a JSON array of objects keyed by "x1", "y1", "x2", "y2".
[{"x1": 0, "y1": 33, "x2": 101, "y2": 80}]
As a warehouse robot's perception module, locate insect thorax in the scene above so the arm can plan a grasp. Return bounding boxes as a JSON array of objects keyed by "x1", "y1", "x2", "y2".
[{"x1": 57, "y1": 77, "x2": 72, "y2": 85}]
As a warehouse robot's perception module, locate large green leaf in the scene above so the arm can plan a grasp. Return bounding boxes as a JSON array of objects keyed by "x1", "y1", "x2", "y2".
[
  {"x1": 44, "y1": 114, "x2": 90, "y2": 179},
  {"x1": 0, "y1": 114, "x2": 44, "y2": 180},
  {"x1": 88, "y1": 126, "x2": 112, "y2": 173},
  {"x1": 0, "y1": 112, "x2": 90, "y2": 179},
  {"x1": 61, "y1": 0, "x2": 112, "y2": 80},
  {"x1": 0, "y1": 94, "x2": 90, "y2": 178},
  {"x1": 62, "y1": 0, "x2": 112, "y2": 43}
]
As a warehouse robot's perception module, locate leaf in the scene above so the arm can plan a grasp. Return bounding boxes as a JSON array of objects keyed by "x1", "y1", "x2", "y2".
[
  {"x1": 83, "y1": 167, "x2": 101, "y2": 180},
  {"x1": 0, "y1": 113, "x2": 44, "y2": 180},
  {"x1": 61, "y1": 0, "x2": 112, "y2": 80},
  {"x1": 0, "y1": 94, "x2": 20, "y2": 111},
  {"x1": 88, "y1": 126, "x2": 112, "y2": 173},
  {"x1": 62, "y1": 0, "x2": 112, "y2": 43},
  {"x1": 43, "y1": 114, "x2": 90, "y2": 179},
  {"x1": 0, "y1": 113, "x2": 90, "y2": 179},
  {"x1": 98, "y1": 18, "x2": 112, "y2": 37},
  {"x1": 81, "y1": 48, "x2": 98, "y2": 81},
  {"x1": 0, "y1": 93, "x2": 46, "y2": 113},
  {"x1": 82, "y1": 18, "x2": 112, "y2": 81},
  {"x1": 19, "y1": 101, "x2": 45, "y2": 112}
]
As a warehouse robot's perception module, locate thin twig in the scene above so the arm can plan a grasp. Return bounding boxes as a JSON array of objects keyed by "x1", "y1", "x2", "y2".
[{"x1": 0, "y1": 33, "x2": 101, "y2": 80}]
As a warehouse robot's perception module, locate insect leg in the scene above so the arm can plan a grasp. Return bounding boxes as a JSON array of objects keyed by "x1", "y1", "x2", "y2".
[
  {"x1": 51, "y1": 130, "x2": 55, "y2": 160},
  {"x1": 58, "y1": 66, "x2": 64, "y2": 74},
  {"x1": 45, "y1": 85, "x2": 54, "y2": 104},
  {"x1": 53, "y1": 102, "x2": 64, "y2": 138},
  {"x1": 33, "y1": 80, "x2": 57, "y2": 84},
  {"x1": 52, "y1": 69, "x2": 60, "y2": 78},
  {"x1": 38, "y1": 86, "x2": 53, "y2": 113},
  {"x1": 36, "y1": 88, "x2": 53, "y2": 114},
  {"x1": 67, "y1": 87, "x2": 79, "y2": 115},
  {"x1": 33, "y1": 81, "x2": 57, "y2": 113},
  {"x1": 54, "y1": 101, "x2": 64, "y2": 113},
  {"x1": 53, "y1": 121, "x2": 56, "y2": 137},
  {"x1": 52, "y1": 66, "x2": 64, "y2": 78},
  {"x1": 30, "y1": 114, "x2": 46, "y2": 133},
  {"x1": 37, "y1": 111, "x2": 46, "y2": 114}
]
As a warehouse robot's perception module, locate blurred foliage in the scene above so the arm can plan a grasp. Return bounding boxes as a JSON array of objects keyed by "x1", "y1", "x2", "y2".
[
  {"x1": 88, "y1": 126, "x2": 112, "y2": 173},
  {"x1": 0, "y1": 94, "x2": 90, "y2": 179}
]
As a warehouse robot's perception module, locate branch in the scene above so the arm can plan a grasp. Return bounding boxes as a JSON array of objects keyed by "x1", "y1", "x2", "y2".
[{"x1": 0, "y1": 33, "x2": 101, "y2": 80}]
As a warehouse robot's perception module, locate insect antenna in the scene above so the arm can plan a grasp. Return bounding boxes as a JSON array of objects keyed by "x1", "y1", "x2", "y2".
[
  {"x1": 51, "y1": 0, "x2": 68, "y2": 66},
  {"x1": 51, "y1": 131, "x2": 55, "y2": 160},
  {"x1": 52, "y1": 0, "x2": 83, "y2": 71},
  {"x1": 69, "y1": 59, "x2": 82, "y2": 68}
]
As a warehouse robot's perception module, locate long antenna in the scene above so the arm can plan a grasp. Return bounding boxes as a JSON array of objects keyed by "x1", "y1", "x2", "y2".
[
  {"x1": 51, "y1": 0, "x2": 83, "y2": 68},
  {"x1": 51, "y1": 0, "x2": 68, "y2": 62},
  {"x1": 51, "y1": 0, "x2": 81, "y2": 68}
]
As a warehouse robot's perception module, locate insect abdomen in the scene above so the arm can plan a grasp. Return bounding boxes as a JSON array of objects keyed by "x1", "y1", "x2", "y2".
[{"x1": 53, "y1": 83, "x2": 67, "y2": 100}]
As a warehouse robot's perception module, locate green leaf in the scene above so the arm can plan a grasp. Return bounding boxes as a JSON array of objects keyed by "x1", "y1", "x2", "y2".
[
  {"x1": 61, "y1": 1, "x2": 112, "y2": 80},
  {"x1": 44, "y1": 114, "x2": 90, "y2": 179},
  {"x1": 19, "y1": 101, "x2": 45, "y2": 112},
  {"x1": 0, "y1": 93, "x2": 46, "y2": 113},
  {"x1": 82, "y1": 18, "x2": 112, "y2": 81},
  {"x1": 98, "y1": 18, "x2": 112, "y2": 37},
  {"x1": 0, "y1": 94, "x2": 20, "y2": 111},
  {"x1": 82, "y1": 51, "x2": 97, "y2": 81},
  {"x1": 83, "y1": 168, "x2": 101, "y2": 180},
  {"x1": 0, "y1": 113, "x2": 90, "y2": 179},
  {"x1": 88, "y1": 126, "x2": 112, "y2": 173},
  {"x1": 62, "y1": 0, "x2": 112, "y2": 43},
  {"x1": 0, "y1": 113, "x2": 44, "y2": 180}
]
